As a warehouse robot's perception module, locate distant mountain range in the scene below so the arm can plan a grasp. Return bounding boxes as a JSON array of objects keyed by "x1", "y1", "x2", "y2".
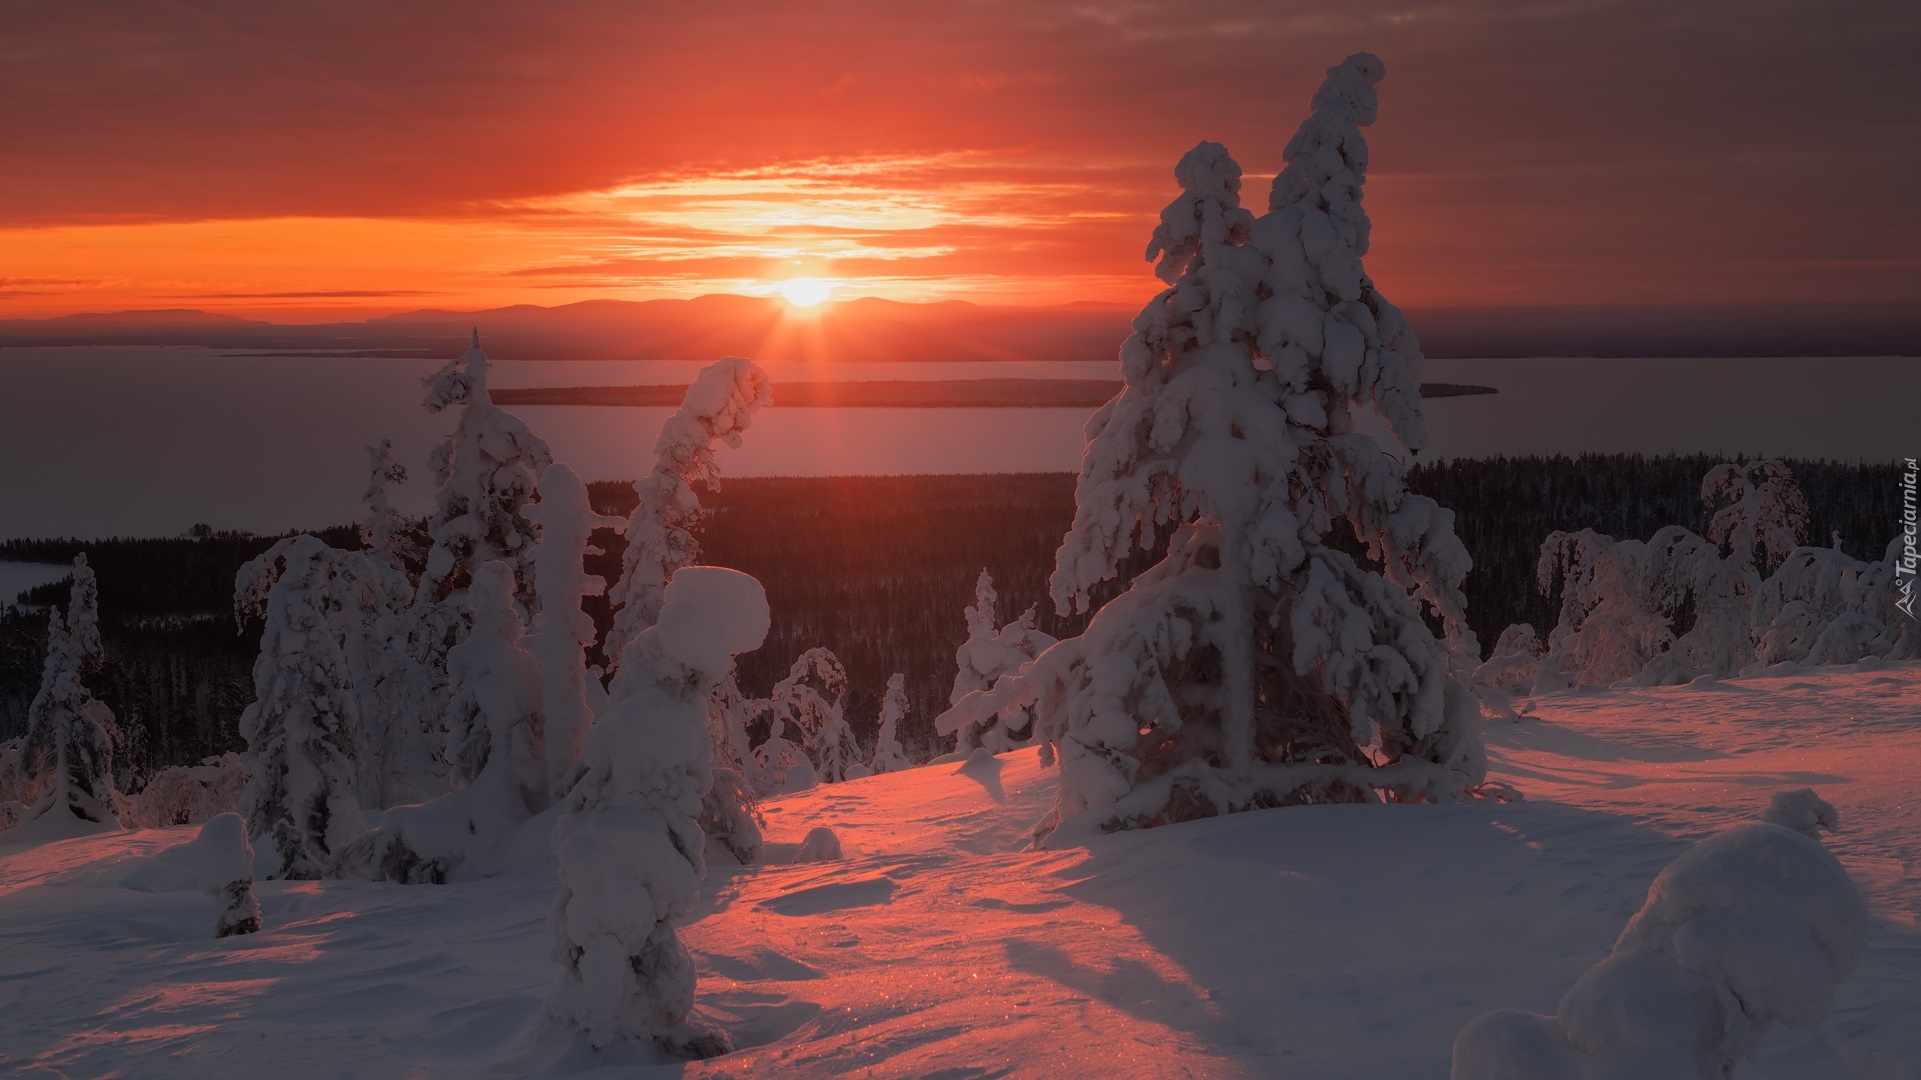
[{"x1": 1, "y1": 295, "x2": 1915, "y2": 360}]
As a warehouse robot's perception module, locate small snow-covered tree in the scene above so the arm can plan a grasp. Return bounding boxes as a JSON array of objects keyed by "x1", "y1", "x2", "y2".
[
  {"x1": 549, "y1": 566, "x2": 769, "y2": 1058},
  {"x1": 1470, "y1": 623, "x2": 1543, "y2": 721},
  {"x1": 525, "y1": 463, "x2": 623, "y2": 799},
  {"x1": 1452, "y1": 791, "x2": 1867, "y2": 1079},
  {"x1": 235, "y1": 536, "x2": 365, "y2": 878},
  {"x1": 605, "y1": 358, "x2": 772, "y2": 667},
  {"x1": 945, "y1": 55, "x2": 1482, "y2": 839},
  {"x1": 418, "y1": 329, "x2": 553, "y2": 610},
  {"x1": 943, "y1": 570, "x2": 1057, "y2": 753},
  {"x1": 25, "y1": 555, "x2": 121, "y2": 828},
  {"x1": 1701, "y1": 459, "x2": 1809, "y2": 577},
  {"x1": 170, "y1": 812, "x2": 262, "y2": 938},
  {"x1": 360, "y1": 438, "x2": 420, "y2": 572},
  {"x1": 378, "y1": 562, "x2": 546, "y2": 884},
  {"x1": 870, "y1": 673, "x2": 912, "y2": 774}
]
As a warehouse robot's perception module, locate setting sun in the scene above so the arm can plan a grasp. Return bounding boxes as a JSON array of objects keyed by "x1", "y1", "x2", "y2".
[{"x1": 777, "y1": 277, "x2": 836, "y2": 307}]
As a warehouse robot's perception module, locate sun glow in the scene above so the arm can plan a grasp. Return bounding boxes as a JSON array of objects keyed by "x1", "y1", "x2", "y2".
[{"x1": 778, "y1": 277, "x2": 836, "y2": 307}]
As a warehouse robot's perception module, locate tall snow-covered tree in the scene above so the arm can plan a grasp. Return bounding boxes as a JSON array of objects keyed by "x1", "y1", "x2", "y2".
[
  {"x1": 525, "y1": 463, "x2": 622, "y2": 799},
  {"x1": 25, "y1": 555, "x2": 121, "y2": 827},
  {"x1": 943, "y1": 55, "x2": 1482, "y2": 839},
  {"x1": 605, "y1": 357, "x2": 772, "y2": 667},
  {"x1": 1701, "y1": 459, "x2": 1809, "y2": 577},
  {"x1": 418, "y1": 329, "x2": 553, "y2": 610},
  {"x1": 378, "y1": 561, "x2": 548, "y2": 884},
  {"x1": 234, "y1": 536, "x2": 365, "y2": 879},
  {"x1": 870, "y1": 673, "x2": 912, "y2": 774},
  {"x1": 1751, "y1": 538, "x2": 1920, "y2": 666},
  {"x1": 549, "y1": 566, "x2": 769, "y2": 1058},
  {"x1": 942, "y1": 569, "x2": 1056, "y2": 753}
]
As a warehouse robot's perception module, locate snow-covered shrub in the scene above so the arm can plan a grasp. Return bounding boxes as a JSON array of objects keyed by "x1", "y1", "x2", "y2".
[
  {"x1": 234, "y1": 535, "x2": 365, "y2": 879},
  {"x1": 768, "y1": 647, "x2": 860, "y2": 784},
  {"x1": 549, "y1": 566, "x2": 769, "y2": 1058},
  {"x1": 1471, "y1": 624, "x2": 1543, "y2": 721},
  {"x1": 525, "y1": 463, "x2": 622, "y2": 800},
  {"x1": 418, "y1": 330, "x2": 553, "y2": 611},
  {"x1": 1702, "y1": 460, "x2": 1809, "y2": 577},
  {"x1": 1750, "y1": 538, "x2": 1919, "y2": 666},
  {"x1": 605, "y1": 357, "x2": 772, "y2": 666},
  {"x1": 869, "y1": 673, "x2": 912, "y2": 774},
  {"x1": 1535, "y1": 526, "x2": 1753, "y2": 688},
  {"x1": 1451, "y1": 791, "x2": 1867, "y2": 1079},
  {"x1": 946, "y1": 55, "x2": 1483, "y2": 840},
  {"x1": 172, "y1": 813, "x2": 261, "y2": 938},
  {"x1": 25, "y1": 555, "x2": 122, "y2": 828},
  {"x1": 378, "y1": 562, "x2": 546, "y2": 884},
  {"x1": 943, "y1": 570, "x2": 1056, "y2": 753},
  {"x1": 116, "y1": 754, "x2": 245, "y2": 829},
  {"x1": 699, "y1": 680, "x2": 765, "y2": 860},
  {"x1": 697, "y1": 767, "x2": 762, "y2": 866}
]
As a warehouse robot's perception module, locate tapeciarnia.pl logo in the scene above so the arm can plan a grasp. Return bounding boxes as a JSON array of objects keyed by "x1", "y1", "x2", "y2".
[{"x1": 1899, "y1": 457, "x2": 1918, "y2": 620}]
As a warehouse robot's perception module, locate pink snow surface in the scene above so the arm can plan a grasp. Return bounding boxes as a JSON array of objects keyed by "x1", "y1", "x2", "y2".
[{"x1": 0, "y1": 663, "x2": 1915, "y2": 1077}]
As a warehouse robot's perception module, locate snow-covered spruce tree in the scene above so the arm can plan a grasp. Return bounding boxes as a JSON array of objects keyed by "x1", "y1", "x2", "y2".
[
  {"x1": 942, "y1": 570, "x2": 1057, "y2": 753},
  {"x1": 418, "y1": 329, "x2": 553, "y2": 611},
  {"x1": 549, "y1": 567, "x2": 769, "y2": 1058},
  {"x1": 870, "y1": 673, "x2": 912, "y2": 774},
  {"x1": 234, "y1": 536, "x2": 365, "y2": 878},
  {"x1": 360, "y1": 438, "x2": 421, "y2": 572},
  {"x1": 525, "y1": 463, "x2": 623, "y2": 800},
  {"x1": 1701, "y1": 459, "x2": 1809, "y2": 577},
  {"x1": 378, "y1": 561, "x2": 546, "y2": 884},
  {"x1": 24, "y1": 555, "x2": 121, "y2": 828},
  {"x1": 605, "y1": 357, "x2": 772, "y2": 667},
  {"x1": 944, "y1": 55, "x2": 1482, "y2": 838},
  {"x1": 1452, "y1": 790, "x2": 1867, "y2": 1079}
]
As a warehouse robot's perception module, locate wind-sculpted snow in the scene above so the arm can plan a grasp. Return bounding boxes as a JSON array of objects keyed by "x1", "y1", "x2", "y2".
[{"x1": 969, "y1": 54, "x2": 1481, "y2": 838}]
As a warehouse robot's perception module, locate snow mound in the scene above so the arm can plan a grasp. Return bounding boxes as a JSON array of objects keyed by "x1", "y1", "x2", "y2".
[{"x1": 1453, "y1": 792, "x2": 1870, "y2": 1079}]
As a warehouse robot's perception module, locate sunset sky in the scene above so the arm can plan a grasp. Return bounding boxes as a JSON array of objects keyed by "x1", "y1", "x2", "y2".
[{"x1": 2, "y1": 0, "x2": 1915, "y2": 321}]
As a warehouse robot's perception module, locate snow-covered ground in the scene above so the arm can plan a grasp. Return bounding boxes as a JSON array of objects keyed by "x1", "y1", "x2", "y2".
[{"x1": 2, "y1": 663, "x2": 1915, "y2": 1078}]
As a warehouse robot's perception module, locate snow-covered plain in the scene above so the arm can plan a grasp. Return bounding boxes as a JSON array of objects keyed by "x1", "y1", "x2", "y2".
[{"x1": 1, "y1": 662, "x2": 1914, "y2": 1078}]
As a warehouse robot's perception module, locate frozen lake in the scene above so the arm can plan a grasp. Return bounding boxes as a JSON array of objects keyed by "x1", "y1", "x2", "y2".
[{"x1": 1, "y1": 347, "x2": 1914, "y2": 539}]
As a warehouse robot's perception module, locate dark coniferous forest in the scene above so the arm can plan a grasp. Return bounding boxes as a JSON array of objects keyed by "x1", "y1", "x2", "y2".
[{"x1": 0, "y1": 455, "x2": 1904, "y2": 788}]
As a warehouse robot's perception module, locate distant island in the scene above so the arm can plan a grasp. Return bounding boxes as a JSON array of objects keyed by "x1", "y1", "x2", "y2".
[{"x1": 490, "y1": 380, "x2": 1499, "y2": 409}]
